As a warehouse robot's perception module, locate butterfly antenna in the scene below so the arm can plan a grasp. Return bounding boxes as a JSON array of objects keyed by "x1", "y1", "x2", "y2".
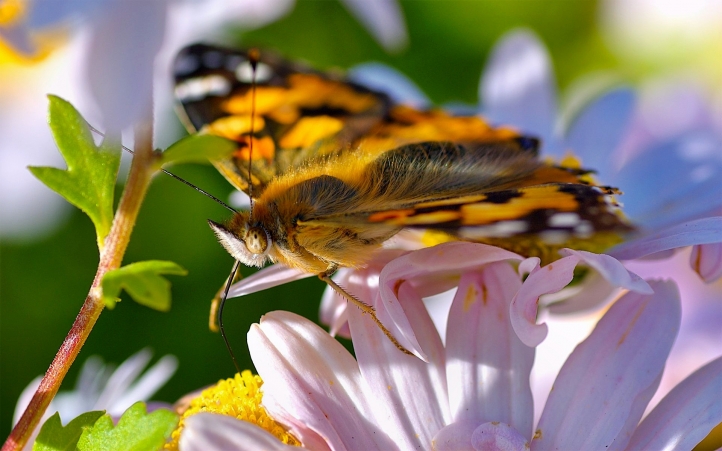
[
  {"x1": 219, "y1": 260, "x2": 242, "y2": 374},
  {"x1": 247, "y1": 48, "x2": 260, "y2": 219},
  {"x1": 87, "y1": 124, "x2": 238, "y2": 214}
]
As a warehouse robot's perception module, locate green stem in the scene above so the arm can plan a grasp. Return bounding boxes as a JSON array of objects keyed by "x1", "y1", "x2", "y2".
[{"x1": 2, "y1": 121, "x2": 157, "y2": 451}]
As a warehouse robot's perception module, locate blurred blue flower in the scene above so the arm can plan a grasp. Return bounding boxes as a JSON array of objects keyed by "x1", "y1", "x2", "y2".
[{"x1": 478, "y1": 29, "x2": 722, "y2": 284}]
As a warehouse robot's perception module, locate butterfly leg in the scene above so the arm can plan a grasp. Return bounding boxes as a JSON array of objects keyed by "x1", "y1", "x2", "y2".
[{"x1": 318, "y1": 268, "x2": 414, "y2": 356}]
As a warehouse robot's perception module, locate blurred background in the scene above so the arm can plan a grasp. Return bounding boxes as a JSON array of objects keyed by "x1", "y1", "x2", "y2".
[{"x1": 2, "y1": 0, "x2": 721, "y2": 436}]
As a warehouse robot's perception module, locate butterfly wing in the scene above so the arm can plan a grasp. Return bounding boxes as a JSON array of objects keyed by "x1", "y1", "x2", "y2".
[
  {"x1": 173, "y1": 43, "x2": 391, "y2": 196},
  {"x1": 175, "y1": 44, "x2": 632, "y2": 263}
]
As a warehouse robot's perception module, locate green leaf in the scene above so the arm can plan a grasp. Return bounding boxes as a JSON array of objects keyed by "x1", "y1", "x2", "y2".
[
  {"x1": 102, "y1": 260, "x2": 187, "y2": 311},
  {"x1": 29, "y1": 95, "x2": 121, "y2": 250},
  {"x1": 33, "y1": 411, "x2": 105, "y2": 451},
  {"x1": 160, "y1": 134, "x2": 237, "y2": 165},
  {"x1": 76, "y1": 402, "x2": 178, "y2": 451}
]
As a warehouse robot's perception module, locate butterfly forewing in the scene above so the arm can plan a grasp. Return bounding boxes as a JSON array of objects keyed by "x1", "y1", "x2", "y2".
[{"x1": 173, "y1": 43, "x2": 391, "y2": 196}]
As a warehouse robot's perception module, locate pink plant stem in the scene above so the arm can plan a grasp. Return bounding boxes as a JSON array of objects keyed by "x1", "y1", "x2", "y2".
[{"x1": 2, "y1": 121, "x2": 156, "y2": 451}]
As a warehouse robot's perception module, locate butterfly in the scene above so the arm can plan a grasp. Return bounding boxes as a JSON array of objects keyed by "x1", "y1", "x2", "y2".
[{"x1": 173, "y1": 44, "x2": 632, "y2": 352}]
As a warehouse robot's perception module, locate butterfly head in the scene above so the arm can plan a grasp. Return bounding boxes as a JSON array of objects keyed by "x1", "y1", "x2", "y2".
[{"x1": 208, "y1": 215, "x2": 272, "y2": 268}]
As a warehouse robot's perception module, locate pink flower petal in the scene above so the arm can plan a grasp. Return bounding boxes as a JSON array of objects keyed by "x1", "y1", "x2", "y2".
[
  {"x1": 180, "y1": 413, "x2": 301, "y2": 451},
  {"x1": 227, "y1": 264, "x2": 313, "y2": 298},
  {"x1": 560, "y1": 249, "x2": 652, "y2": 294},
  {"x1": 379, "y1": 243, "x2": 523, "y2": 359},
  {"x1": 319, "y1": 268, "x2": 352, "y2": 337},
  {"x1": 471, "y1": 422, "x2": 529, "y2": 451},
  {"x1": 509, "y1": 256, "x2": 578, "y2": 347},
  {"x1": 608, "y1": 216, "x2": 722, "y2": 261},
  {"x1": 690, "y1": 242, "x2": 722, "y2": 283},
  {"x1": 320, "y1": 250, "x2": 406, "y2": 339},
  {"x1": 533, "y1": 280, "x2": 681, "y2": 450},
  {"x1": 432, "y1": 420, "x2": 478, "y2": 451},
  {"x1": 627, "y1": 356, "x2": 722, "y2": 450},
  {"x1": 446, "y1": 264, "x2": 534, "y2": 438},
  {"x1": 248, "y1": 311, "x2": 393, "y2": 450},
  {"x1": 347, "y1": 281, "x2": 448, "y2": 448},
  {"x1": 544, "y1": 269, "x2": 617, "y2": 314}
]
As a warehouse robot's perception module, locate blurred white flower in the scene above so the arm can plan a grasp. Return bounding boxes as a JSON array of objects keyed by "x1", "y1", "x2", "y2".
[
  {"x1": 13, "y1": 348, "x2": 177, "y2": 449},
  {"x1": 0, "y1": 0, "x2": 407, "y2": 240}
]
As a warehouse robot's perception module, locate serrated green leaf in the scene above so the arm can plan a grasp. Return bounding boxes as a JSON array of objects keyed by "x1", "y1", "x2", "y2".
[
  {"x1": 102, "y1": 260, "x2": 187, "y2": 311},
  {"x1": 160, "y1": 134, "x2": 237, "y2": 165},
  {"x1": 76, "y1": 402, "x2": 177, "y2": 451},
  {"x1": 33, "y1": 410, "x2": 105, "y2": 451},
  {"x1": 29, "y1": 95, "x2": 121, "y2": 251}
]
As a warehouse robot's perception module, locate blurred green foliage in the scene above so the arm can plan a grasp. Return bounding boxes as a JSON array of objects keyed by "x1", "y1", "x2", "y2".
[{"x1": 1, "y1": 0, "x2": 620, "y2": 434}]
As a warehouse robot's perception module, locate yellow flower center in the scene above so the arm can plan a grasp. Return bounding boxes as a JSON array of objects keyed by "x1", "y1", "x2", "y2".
[
  {"x1": 165, "y1": 370, "x2": 301, "y2": 450},
  {"x1": 0, "y1": 0, "x2": 24, "y2": 26}
]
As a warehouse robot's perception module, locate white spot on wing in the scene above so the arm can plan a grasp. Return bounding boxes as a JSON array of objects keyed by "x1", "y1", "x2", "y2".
[
  {"x1": 236, "y1": 61, "x2": 273, "y2": 83},
  {"x1": 175, "y1": 75, "x2": 231, "y2": 101},
  {"x1": 459, "y1": 220, "x2": 528, "y2": 238},
  {"x1": 548, "y1": 212, "x2": 580, "y2": 228}
]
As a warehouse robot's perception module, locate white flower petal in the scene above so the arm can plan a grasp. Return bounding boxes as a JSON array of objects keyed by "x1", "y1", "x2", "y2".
[
  {"x1": 227, "y1": 264, "x2": 313, "y2": 298},
  {"x1": 509, "y1": 256, "x2": 578, "y2": 347},
  {"x1": 348, "y1": 282, "x2": 448, "y2": 448},
  {"x1": 180, "y1": 413, "x2": 298, "y2": 451},
  {"x1": 249, "y1": 311, "x2": 393, "y2": 450},
  {"x1": 110, "y1": 355, "x2": 178, "y2": 415},
  {"x1": 480, "y1": 29, "x2": 558, "y2": 151},
  {"x1": 609, "y1": 216, "x2": 722, "y2": 261},
  {"x1": 338, "y1": 0, "x2": 408, "y2": 52},
  {"x1": 94, "y1": 348, "x2": 153, "y2": 412},
  {"x1": 689, "y1": 242, "x2": 722, "y2": 283},
  {"x1": 86, "y1": 0, "x2": 168, "y2": 131},
  {"x1": 626, "y1": 356, "x2": 722, "y2": 451},
  {"x1": 559, "y1": 249, "x2": 652, "y2": 294},
  {"x1": 564, "y1": 88, "x2": 635, "y2": 179},
  {"x1": 534, "y1": 280, "x2": 681, "y2": 450},
  {"x1": 446, "y1": 265, "x2": 534, "y2": 439}
]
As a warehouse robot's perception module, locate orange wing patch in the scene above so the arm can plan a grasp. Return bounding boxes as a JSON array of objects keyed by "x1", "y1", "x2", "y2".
[{"x1": 461, "y1": 186, "x2": 578, "y2": 225}]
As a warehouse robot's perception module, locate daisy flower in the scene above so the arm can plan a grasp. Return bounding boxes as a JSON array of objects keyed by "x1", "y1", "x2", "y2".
[
  {"x1": 12, "y1": 348, "x2": 177, "y2": 450},
  {"x1": 177, "y1": 242, "x2": 722, "y2": 450}
]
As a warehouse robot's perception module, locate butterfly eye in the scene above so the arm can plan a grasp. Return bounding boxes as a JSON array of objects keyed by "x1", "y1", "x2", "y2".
[{"x1": 245, "y1": 226, "x2": 270, "y2": 254}]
